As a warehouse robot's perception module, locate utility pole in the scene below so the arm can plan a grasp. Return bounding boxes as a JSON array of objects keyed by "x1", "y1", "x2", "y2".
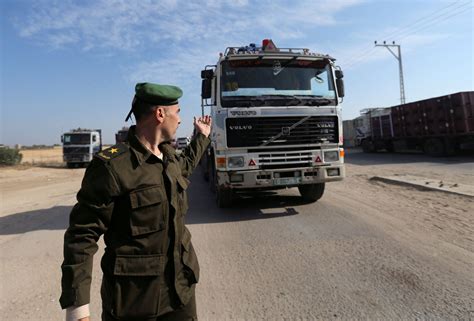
[{"x1": 374, "y1": 41, "x2": 406, "y2": 104}]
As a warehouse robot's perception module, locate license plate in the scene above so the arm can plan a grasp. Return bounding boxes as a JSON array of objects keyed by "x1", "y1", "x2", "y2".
[{"x1": 274, "y1": 177, "x2": 301, "y2": 186}]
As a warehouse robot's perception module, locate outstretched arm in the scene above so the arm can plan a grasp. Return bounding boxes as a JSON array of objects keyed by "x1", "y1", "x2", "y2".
[{"x1": 178, "y1": 115, "x2": 212, "y2": 176}]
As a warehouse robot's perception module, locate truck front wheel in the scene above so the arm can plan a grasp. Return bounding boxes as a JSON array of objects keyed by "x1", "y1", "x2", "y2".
[
  {"x1": 202, "y1": 153, "x2": 210, "y2": 182},
  {"x1": 298, "y1": 183, "x2": 325, "y2": 202},
  {"x1": 217, "y1": 186, "x2": 233, "y2": 208}
]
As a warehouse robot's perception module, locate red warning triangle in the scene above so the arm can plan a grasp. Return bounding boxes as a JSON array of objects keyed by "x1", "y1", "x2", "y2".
[
  {"x1": 315, "y1": 156, "x2": 322, "y2": 163},
  {"x1": 248, "y1": 159, "x2": 256, "y2": 166}
]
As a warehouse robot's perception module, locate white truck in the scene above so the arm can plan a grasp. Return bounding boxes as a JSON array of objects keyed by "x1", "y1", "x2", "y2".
[
  {"x1": 61, "y1": 128, "x2": 102, "y2": 168},
  {"x1": 200, "y1": 40, "x2": 346, "y2": 207},
  {"x1": 176, "y1": 137, "x2": 191, "y2": 149}
]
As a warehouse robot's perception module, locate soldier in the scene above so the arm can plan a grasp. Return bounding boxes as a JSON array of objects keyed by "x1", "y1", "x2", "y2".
[{"x1": 60, "y1": 83, "x2": 211, "y2": 321}]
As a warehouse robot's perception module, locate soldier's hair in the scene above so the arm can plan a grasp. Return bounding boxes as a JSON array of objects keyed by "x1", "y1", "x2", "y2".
[{"x1": 132, "y1": 98, "x2": 158, "y2": 122}]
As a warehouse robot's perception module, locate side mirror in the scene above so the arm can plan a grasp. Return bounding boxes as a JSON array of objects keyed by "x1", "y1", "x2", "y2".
[
  {"x1": 201, "y1": 69, "x2": 214, "y2": 79},
  {"x1": 335, "y1": 69, "x2": 344, "y2": 79},
  {"x1": 202, "y1": 79, "x2": 212, "y2": 99},
  {"x1": 61, "y1": 135, "x2": 64, "y2": 143},
  {"x1": 336, "y1": 78, "x2": 345, "y2": 98},
  {"x1": 92, "y1": 135, "x2": 97, "y2": 142}
]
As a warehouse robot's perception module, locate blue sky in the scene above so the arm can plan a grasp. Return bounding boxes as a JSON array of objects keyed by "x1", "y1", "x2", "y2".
[{"x1": 1, "y1": 0, "x2": 472, "y2": 145}]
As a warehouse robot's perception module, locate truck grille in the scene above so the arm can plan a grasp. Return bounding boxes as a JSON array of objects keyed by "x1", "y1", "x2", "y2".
[
  {"x1": 226, "y1": 116, "x2": 338, "y2": 148},
  {"x1": 258, "y1": 150, "x2": 313, "y2": 169},
  {"x1": 63, "y1": 147, "x2": 90, "y2": 154}
]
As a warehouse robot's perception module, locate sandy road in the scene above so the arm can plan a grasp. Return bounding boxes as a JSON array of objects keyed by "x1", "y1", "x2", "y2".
[{"x1": 0, "y1": 151, "x2": 473, "y2": 320}]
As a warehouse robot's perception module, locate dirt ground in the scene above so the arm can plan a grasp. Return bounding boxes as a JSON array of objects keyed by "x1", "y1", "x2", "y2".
[{"x1": 0, "y1": 150, "x2": 473, "y2": 320}]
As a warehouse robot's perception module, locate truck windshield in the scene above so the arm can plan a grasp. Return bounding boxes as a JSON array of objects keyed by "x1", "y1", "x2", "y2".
[
  {"x1": 220, "y1": 58, "x2": 336, "y2": 107},
  {"x1": 63, "y1": 134, "x2": 91, "y2": 145}
]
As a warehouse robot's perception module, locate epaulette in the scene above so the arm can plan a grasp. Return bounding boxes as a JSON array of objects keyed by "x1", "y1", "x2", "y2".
[{"x1": 95, "y1": 143, "x2": 128, "y2": 162}]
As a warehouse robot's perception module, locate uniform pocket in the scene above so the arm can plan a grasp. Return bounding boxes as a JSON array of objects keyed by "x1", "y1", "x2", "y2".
[
  {"x1": 112, "y1": 254, "x2": 163, "y2": 319},
  {"x1": 129, "y1": 185, "x2": 165, "y2": 236},
  {"x1": 176, "y1": 176, "x2": 190, "y2": 214},
  {"x1": 181, "y1": 228, "x2": 199, "y2": 284}
]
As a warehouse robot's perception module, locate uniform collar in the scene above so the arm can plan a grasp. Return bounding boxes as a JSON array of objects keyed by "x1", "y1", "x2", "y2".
[
  {"x1": 126, "y1": 126, "x2": 155, "y2": 166},
  {"x1": 127, "y1": 125, "x2": 175, "y2": 166},
  {"x1": 159, "y1": 143, "x2": 176, "y2": 162}
]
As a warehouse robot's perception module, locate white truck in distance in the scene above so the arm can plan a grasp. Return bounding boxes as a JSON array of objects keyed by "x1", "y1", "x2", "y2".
[
  {"x1": 200, "y1": 40, "x2": 346, "y2": 207},
  {"x1": 176, "y1": 137, "x2": 190, "y2": 149},
  {"x1": 61, "y1": 128, "x2": 102, "y2": 168}
]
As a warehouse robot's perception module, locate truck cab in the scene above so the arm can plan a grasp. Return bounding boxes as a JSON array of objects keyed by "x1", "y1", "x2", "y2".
[
  {"x1": 61, "y1": 128, "x2": 102, "y2": 168},
  {"x1": 115, "y1": 127, "x2": 129, "y2": 144},
  {"x1": 200, "y1": 40, "x2": 346, "y2": 207}
]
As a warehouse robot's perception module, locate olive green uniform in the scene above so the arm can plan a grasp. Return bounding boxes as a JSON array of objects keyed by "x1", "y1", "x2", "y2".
[{"x1": 60, "y1": 126, "x2": 210, "y2": 320}]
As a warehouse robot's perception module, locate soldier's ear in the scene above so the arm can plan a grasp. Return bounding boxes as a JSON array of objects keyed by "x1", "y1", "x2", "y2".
[{"x1": 155, "y1": 107, "x2": 166, "y2": 123}]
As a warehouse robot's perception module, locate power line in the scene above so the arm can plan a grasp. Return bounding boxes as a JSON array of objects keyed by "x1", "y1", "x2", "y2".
[
  {"x1": 396, "y1": 4, "x2": 473, "y2": 41},
  {"x1": 343, "y1": 1, "x2": 471, "y2": 68},
  {"x1": 342, "y1": 1, "x2": 472, "y2": 69},
  {"x1": 381, "y1": 1, "x2": 470, "y2": 41},
  {"x1": 342, "y1": 2, "x2": 466, "y2": 67}
]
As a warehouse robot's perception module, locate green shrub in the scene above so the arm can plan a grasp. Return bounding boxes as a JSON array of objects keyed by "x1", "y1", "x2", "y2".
[{"x1": 0, "y1": 147, "x2": 23, "y2": 165}]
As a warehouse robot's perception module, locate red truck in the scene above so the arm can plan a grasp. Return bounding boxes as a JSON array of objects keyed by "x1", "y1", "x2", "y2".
[{"x1": 355, "y1": 91, "x2": 474, "y2": 156}]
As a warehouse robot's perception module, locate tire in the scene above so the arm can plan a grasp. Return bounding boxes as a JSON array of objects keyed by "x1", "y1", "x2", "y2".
[
  {"x1": 209, "y1": 156, "x2": 216, "y2": 193},
  {"x1": 444, "y1": 138, "x2": 456, "y2": 156},
  {"x1": 216, "y1": 186, "x2": 233, "y2": 208},
  {"x1": 298, "y1": 183, "x2": 325, "y2": 202},
  {"x1": 385, "y1": 141, "x2": 394, "y2": 153},
  {"x1": 361, "y1": 139, "x2": 375, "y2": 153},
  {"x1": 202, "y1": 154, "x2": 209, "y2": 182},
  {"x1": 423, "y1": 138, "x2": 445, "y2": 156}
]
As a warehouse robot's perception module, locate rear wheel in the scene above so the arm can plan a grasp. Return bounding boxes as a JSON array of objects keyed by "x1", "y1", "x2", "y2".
[
  {"x1": 385, "y1": 141, "x2": 394, "y2": 153},
  {"x1": 361, "y1": 139, "x2": 375, "y2": 153},
  {"x1": 298, "y1": 183, "x2": 325, "y2": 202},
  {"x1": 424, "y1": 138, "x2": 445, "y2": 156}
]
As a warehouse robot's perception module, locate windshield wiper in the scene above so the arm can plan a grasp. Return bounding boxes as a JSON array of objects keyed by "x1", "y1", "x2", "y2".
[
  {"x1": 257, "y1": 95, "x2": 332, "y2": 106},
  {"x1": 223, "y1": 95, "x2": 332, "y2": 107},
  {"x1": 286, "y1": 95, "x2": 332, "y2": 106},
  {"x1": 303, "y1": 98, "x2": 332, "y2": 106},
  {"x1": 222, "y1": 96, "x2": 265, "y2": 107},
  {"x1": 257, "y1": 95, "x2": 303, "y2": 106}
]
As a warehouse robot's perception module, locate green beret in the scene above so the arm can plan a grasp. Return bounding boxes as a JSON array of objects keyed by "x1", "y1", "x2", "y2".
[
  {"x1": 135, "y1": 82, "x2": 182, "y2": 105},
  {"x1": 126, "y1": 82, "x2": 183, "y2": 121}
]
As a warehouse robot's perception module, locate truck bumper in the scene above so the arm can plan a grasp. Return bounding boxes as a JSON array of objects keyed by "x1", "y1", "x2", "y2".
[
  {"x1": 216, "y1": 164, "x2": 345, "y2": 190},
  {"x1": 63, "y1": 155, "x2": 93, "y2": 163}
]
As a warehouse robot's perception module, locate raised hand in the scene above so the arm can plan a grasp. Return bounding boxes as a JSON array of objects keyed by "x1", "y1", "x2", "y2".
[{"x1": 194, "y1": 115, "x2": 212, "y2": 137}]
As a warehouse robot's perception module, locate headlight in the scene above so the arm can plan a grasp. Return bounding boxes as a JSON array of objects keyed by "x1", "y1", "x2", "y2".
[
  {"x1": 323, "y1": 151, "x2": 339, "y2": 162},
  {"x1": 228, "y1": 156, "x2": 244, "y2": 168}
]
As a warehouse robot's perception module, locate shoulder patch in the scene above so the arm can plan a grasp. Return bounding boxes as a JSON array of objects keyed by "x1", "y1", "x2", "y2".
[{"x1": 95, "y1": 143, "x2": 128, "y2": 162}]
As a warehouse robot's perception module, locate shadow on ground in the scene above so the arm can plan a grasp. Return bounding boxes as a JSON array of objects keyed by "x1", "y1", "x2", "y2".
[
  {"x1": 1, "y1": 165, "x2": 315, "y2": 232},
  {"x1": 185, "y1": 168, "x2": 315, "y2": 225},
  {"x1": 0, "y1": 206, "x2": 71, "y2": 235},
  {"x1": 345, "y1": 148, "x2": 474, "y2": 166}
]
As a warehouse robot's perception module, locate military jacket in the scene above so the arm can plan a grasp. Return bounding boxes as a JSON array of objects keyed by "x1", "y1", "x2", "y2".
[{"x1": 60, "y1": 126, "x2": 210, "y2": 319}]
